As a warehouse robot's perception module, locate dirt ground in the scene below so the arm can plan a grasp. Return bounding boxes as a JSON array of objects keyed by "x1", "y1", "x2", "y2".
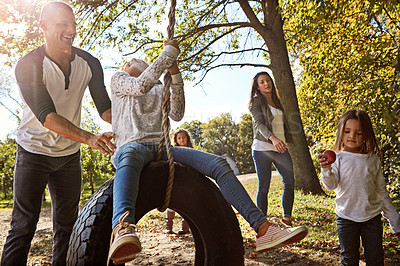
[{"x1": 0, "y1": 173, "x2": 345, "y2": 266}]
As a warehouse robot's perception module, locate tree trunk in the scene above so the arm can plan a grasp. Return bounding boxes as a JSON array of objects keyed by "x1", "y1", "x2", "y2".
[
  {"x1": 270, "y1": 51, "x2": 324, "y2": 193},
  {"x1": 241, "y1": 0, "x2": 324, "y2": 194}
]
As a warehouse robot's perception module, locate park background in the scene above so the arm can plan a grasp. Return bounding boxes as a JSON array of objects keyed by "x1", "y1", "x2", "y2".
[{"x1": 0, "y1": 0, "x2": 399, "y2": 265}]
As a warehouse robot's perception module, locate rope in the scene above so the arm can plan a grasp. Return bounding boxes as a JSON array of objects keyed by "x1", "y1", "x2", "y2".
[{"x1": 157, "y1": 0, "x2": 177, "y2": 212}]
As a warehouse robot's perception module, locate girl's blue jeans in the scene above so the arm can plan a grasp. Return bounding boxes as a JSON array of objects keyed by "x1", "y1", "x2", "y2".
[
  {"x1": 113, "y1": 142, "x2": 267, "y2": 232},
  {"x1": 337, "y1": 214, "x2": 384, "y2": 266},
  {"x1": 252, "y1": 149, "x2": 294, "y2": 218}
]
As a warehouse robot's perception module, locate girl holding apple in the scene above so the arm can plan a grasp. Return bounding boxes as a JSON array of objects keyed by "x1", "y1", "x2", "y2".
[{"x1": 319, "y1": 109, "x2": 400, "y2": 265}]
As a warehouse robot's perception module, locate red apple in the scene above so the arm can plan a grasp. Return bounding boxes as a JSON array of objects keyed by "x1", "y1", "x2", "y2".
[{"x1": 322, "y1": 150, "x2": 336, "y2": 164}]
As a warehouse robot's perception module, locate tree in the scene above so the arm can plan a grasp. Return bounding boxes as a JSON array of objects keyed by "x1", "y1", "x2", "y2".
[
  {"x1": 1, "y1": 0, "x2": 323, "y2": 193},
  {"x1": 0, "y1": 138, "x2": 16, "y2": 200},
  {"x1": 179, "y1": 113, "x2": 253, "y2": 174},
  {"x1": 178, "y1": 120, "x2": 204, "y2": 148},
  {"x1": 201, "y1": 113, "x2": 239, "y2": 159},
  {"x1": 282, "y1": 0, "x2": 400, "y2": 203},
  {"x1": 178, "y1": 114, "x2": 253, "y2": 174},
  {"x1": 181, "y1": 113, "x2": 255, "y2": 173},
  {"x1": 236, "y1": 113, "x2": 255, "y2": 174},
  {"x1": 80, "y1": 105, "x2": 115, "y2": 198},
  {"x1": 0, "y1": 0, "x2": 44, "y2": 65}
]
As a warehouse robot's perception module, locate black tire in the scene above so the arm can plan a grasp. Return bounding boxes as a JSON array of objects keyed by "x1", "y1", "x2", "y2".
[{"x1": 67, "y1": 161, "x2": 244, "y2": 265}]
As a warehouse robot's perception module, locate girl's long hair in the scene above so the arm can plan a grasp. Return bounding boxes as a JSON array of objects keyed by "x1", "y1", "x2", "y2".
[
  {"x1": 333, "y1": 109, "x2": 381, "y2": 157},
  {"x1": 173, "y1": 128, "x2": 193, "y2": 148},
  {"x1": 249, "y1": 71, "x2": 283, "y2": 111}
]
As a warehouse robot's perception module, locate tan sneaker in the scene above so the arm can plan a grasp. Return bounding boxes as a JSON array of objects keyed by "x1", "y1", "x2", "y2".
[
  {"x1": 108, "y1": 211, "x2": 142, "y2": 265},
  {"x1": 256, "y1": 223, "x2": 308, "y2": 252}
]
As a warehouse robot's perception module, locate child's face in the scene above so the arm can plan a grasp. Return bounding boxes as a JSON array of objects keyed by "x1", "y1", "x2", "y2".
[
  {"x1": 123, "y1": 58, "x2": 149, "y2": 77},
  {"x1": 342, "y1": 119, "x2": 363, "y2": 153},
  {"x1": 176, "y1": 133, "x2": 188, "y2": 147},
  {"x1": 257, "y1": 74, "x2": 273, "y2": 96}
]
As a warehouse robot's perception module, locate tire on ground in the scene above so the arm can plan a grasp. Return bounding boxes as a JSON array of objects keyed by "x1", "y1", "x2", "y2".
[{"x1": 66, "y1": 161, "x2": 244, "y2": 265}]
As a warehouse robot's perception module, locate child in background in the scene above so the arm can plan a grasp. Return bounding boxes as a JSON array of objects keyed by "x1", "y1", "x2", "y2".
[
  {"x1": 319, "y1": 109, "x2": 400, "y2": 265},
  {"x1": 165, "y1": 129, "x2": 193, "y2": 235}
]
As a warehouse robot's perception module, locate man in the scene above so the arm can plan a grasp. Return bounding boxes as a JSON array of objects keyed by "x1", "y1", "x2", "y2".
[{"x1": 1, "y1": 2, "x2": 115, "y2": 265}]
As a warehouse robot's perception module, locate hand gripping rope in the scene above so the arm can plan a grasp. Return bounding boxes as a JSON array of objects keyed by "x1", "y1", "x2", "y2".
[{"x1": 156, "y1": 0, "x2": 177, "y2": 212}]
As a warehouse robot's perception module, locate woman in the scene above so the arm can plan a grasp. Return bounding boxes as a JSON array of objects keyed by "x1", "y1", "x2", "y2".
[{"x1": 249, "y1": 71, "x2": 295, "y2": 227}]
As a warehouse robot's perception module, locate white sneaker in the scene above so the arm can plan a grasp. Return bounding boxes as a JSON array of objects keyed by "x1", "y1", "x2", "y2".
[{"x1": 256, "y1": 223, "x2": 308, "y2": 252}]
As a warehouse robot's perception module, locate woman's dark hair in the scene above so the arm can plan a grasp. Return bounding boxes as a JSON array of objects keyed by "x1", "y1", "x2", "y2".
[
  {"x1": 249, "y1": 71, "x2": 283, "y2": 110},
  {"x1": 333, "y1": 109, "x2": 381, "y2": 157},
  {"x1": 173, "y1": 128, "x2": 193, "y2": 148}
]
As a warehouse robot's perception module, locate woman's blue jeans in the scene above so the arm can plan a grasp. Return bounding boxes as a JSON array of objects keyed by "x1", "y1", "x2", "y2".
[
  {"x1": 252, "y1": 149, "x2": 294, "y2": 218},
  {"x1": 337, "y1": 214, "x2": 384, "y2": 266},
  {"x1": 113, "y1": 142, "x2": 267, "y2": 231}
]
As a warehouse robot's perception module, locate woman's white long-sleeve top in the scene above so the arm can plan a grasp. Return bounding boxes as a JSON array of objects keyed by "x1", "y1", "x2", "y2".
[
  {"x1": 321, "y1": 151, "x2": 400, "y2": 233},
  {"x1": 110, "y1": 46, "x2": 184, "y2": 156}
]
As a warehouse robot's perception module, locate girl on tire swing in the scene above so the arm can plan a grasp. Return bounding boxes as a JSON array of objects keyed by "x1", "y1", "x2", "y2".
[{"x1": 107, "y1": 39, "x2": 308, "y2": 265}]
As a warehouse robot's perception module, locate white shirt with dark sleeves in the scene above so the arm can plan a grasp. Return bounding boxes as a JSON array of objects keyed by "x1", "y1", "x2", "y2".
[
  {"x1": 15, "y1": 45, "x2": 111, "y2": 157},
  {"x1": 321, "y1": 151, "x2": 400, "y2": 233},
  {"x1": 110, "y1": 45, "x2": 184, "y2": 158}
]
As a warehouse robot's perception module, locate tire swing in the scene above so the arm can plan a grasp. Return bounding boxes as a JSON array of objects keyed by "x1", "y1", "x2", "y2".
[
  {"x1": 66, "y1": 162, "x2": 244, "y2": 265},
  {"x1": 66, "y1": 1, "x2": 244, "y2": 265}
]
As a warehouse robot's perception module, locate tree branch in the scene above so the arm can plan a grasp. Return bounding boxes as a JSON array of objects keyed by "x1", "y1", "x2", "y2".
[
  {"x1": 237, "y1": 0, "x2": 267, "y2": 33},
  {"x1": 181, "y1": 25, "x2": 249, "y2": 63},
  {"x1": 194, "y1": 0, "x2": 230, "y2": 30},
  {"x1": 194, "y1": 62, "x2": 271, "y2": 86},
  {"x1": 212, "y1": 47, "x2": 269, "y2": 57},
  {"x1": 0, "y1": 101, "x2": 20, "y2": 122},
  {"x1": 122, "y1": 39, "x2": 161, "y2": 56},
  {"x1": 201, "y1": 47, "x2": 269, "y2": 68},
  {"x1": 83, "y1": 1, "x2": 140, "y2": 49},
  {"x1": 81, "y1": 0, "x2": 121, "y2": 45}
]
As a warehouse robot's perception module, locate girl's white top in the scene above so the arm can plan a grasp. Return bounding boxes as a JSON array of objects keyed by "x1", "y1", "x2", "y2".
[
  {"x1": 321, "y1": 151, "x2": 400, "y2": 233},
  {"x1": 252, "y1": 105, "x2": 286, "y2": 152},
  {"x1": 110, "y1": 45, "x2": 184, "y2": 160}
]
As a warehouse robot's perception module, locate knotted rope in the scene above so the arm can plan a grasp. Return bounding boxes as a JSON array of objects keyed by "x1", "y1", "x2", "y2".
[{"x1": 157, "y1": 0, "x2": 176, "y2": 212}]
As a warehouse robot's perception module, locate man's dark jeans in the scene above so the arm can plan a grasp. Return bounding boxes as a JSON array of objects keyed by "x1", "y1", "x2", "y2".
[{"x1": 1, "y1": 145, "x2": 82, "y2": 265}]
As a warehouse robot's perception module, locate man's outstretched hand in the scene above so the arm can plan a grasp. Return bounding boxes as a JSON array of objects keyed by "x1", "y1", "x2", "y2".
[{"x1": 88, "y1": 132, "x2": 116, "y2": 156}]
